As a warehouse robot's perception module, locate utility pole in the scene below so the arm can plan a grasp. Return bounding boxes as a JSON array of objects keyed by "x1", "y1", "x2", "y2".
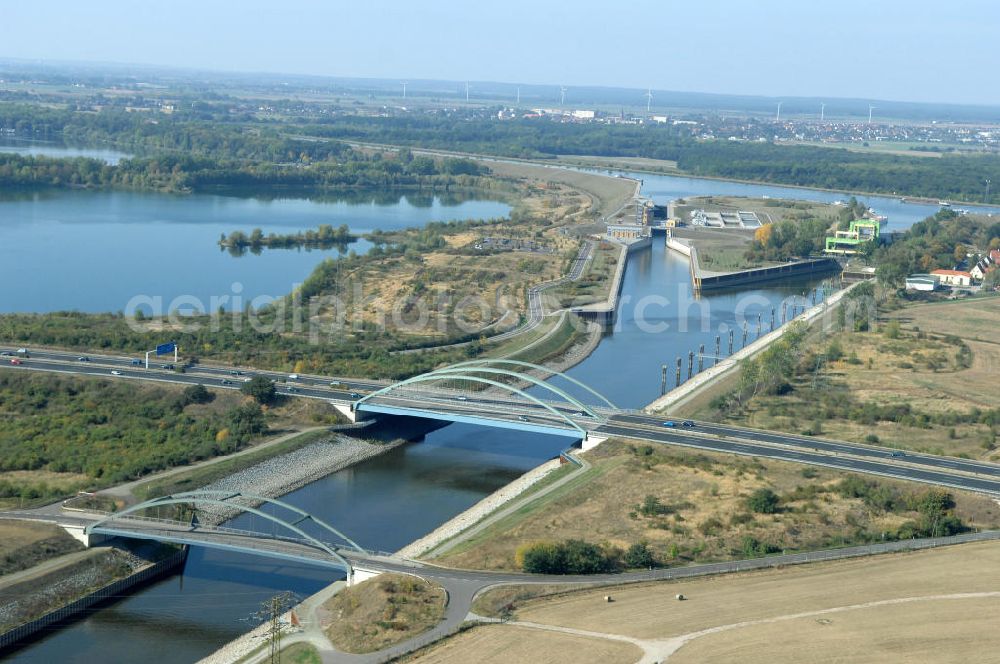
[
  {"x1": 660, "y1": 364, "x2": 667, "y2": 396},
  {"x1": 676, "y1": 357, "x2": 682, "y2": 387},
  {"x1": 253, "y1": 591, "x2": 298, "y2": 664},
  {"x1": 698, "y1": 344, "x2": 705, "y2": 373},
  {"x1": 987, "y1": 178, "x2": 992, "y2": 204},
  {"x1": 687, "y1": 351, "x2": 694, "y2": 381}
]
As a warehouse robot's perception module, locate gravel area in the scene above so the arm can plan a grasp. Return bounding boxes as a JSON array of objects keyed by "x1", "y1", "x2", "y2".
[{"x1": 196, "y1": 435, "x2": 404, "y2": 524}]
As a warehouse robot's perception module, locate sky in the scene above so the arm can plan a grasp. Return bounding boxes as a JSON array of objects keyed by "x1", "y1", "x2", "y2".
[{"x1": 1, "y1": 0, "x2": 998, "y2": 105}]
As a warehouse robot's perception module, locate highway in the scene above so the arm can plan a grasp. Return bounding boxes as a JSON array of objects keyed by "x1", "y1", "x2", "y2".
[{"x1": 5, "y1": 345, "x2": 1000, "y2": 497}]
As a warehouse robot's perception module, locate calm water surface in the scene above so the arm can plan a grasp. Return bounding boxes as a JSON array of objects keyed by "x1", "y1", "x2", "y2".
[{"x1": 0, "y1": 189, "x2": 510, "y2": 313}]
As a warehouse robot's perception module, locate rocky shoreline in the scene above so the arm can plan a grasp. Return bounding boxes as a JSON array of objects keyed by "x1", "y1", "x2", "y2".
[{"x1": 196, "y1": 435, "x2": 405, "y2": 523}]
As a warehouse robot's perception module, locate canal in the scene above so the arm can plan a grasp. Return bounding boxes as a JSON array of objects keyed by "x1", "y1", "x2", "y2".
[{"x1": 9, "y1": 171, "x2": 998, "y2": 662}]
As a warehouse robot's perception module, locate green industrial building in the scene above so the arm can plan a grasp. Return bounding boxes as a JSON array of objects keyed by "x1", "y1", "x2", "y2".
[{"x1": 824, "y1": 219, "x2": 882, "y2": 255}]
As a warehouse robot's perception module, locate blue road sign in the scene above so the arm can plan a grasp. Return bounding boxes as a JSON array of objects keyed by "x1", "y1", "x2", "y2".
[{"x1": 155, "y1": 342, "x2": 177, "y2": 356}]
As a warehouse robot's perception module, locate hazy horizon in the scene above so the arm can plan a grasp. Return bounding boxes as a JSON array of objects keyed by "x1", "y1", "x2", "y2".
[{"x1": 1, "y1": 0, "x2": 998, "y2": 106}]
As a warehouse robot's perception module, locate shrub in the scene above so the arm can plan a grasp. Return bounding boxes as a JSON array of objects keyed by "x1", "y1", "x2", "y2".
[
  {"x1": 864, "y1": 434, "x2": 880, "y2": 444},
  {"x1": 518, "y1": 540, "x2": 616, "y2": 575},
  {"x1": 746, "y1": 488, "x2": 780, "y2": 514},
  {"x1": 623, "y1": 542, "x2": 657, "y2": 569}
]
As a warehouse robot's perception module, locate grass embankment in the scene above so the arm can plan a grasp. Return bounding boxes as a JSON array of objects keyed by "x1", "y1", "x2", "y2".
[
  {"x1": 484, "y1": 160, "x2": 636, "y2": 220},
  {"x1": 277, "y1": 643, "x2": 322, "y2": 664},
  {"x1": 323, "y1": 573, "x2": 446, "y2": 654},
  {"x1": 435, "y1": 439, "x2": 1000, "y2": 572},
  {"x1": 0, "y1": 546, "x2": 155, "y2": 632},
  {"x1": 0, "y1": 521, "x2": 84, "y2": 577},
  {"x1": 693, "y1": 296, "x2": 1000, "y2": 461},
  {"x1": 448, "y1": 541, "x2": 1000, "y2": 664}
]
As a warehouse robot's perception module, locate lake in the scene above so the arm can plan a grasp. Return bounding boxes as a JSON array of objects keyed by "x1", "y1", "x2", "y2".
[{"x1": 0, "y1": 189, "x2": 510, "y2": 314}]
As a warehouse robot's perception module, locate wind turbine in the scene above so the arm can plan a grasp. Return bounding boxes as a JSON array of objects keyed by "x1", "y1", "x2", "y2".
[
  {"x1": 868, "y1": 105, "x2": 876, "y2": 124},
  {"x1": 402, "y1": 82, "x2": 407, "y2": 99},
  {"x1": 646, "y1": 88, "x2": 653, "y2": 112},
  {"x1": 465, "y1": 82, "x2": 470, "y2": 102},
  {"x1": 516, "y1": 86, "x2": 521, "y2": 105},
  {"x1": 820, "y1": 102, "x2": 825, "y2": 122},
  {"x1": 775, "y1": 101, "x2": 783, "y2": 123},
  {"x1": 560, "y1": 86, "x2": 567, "y2": 105}
]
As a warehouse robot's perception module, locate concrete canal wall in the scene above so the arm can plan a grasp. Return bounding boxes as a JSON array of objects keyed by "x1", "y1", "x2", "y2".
[
  {"x1": 0, "y1": 547, "x2": 188, "y2": 653},
  {"x1": 666, "y1": 235, "x2": 841, "y2": 291}
]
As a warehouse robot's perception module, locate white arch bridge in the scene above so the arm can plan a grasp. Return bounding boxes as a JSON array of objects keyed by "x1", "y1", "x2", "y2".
[
  {"x1": 80, "y1": 490, "x2": 380, "y2": 577},
  {"x1": 340, "y1": 359, "x2": 618, "y2": 444}
]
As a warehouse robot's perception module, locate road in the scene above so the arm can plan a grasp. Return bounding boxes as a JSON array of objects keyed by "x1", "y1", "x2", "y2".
[{"x1": 5, "y1": 346, "x2": 1000, "y2": 498}]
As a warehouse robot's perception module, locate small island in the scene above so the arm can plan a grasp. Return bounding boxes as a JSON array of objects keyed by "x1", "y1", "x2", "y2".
[{"x1": 219, "y1": 223, "x2": 358, "y2": 254}]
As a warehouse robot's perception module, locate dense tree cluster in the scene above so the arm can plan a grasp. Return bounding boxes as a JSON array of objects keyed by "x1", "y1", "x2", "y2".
[{"x1": 0, "y1": 372, "x2": 268, "y2": 493}]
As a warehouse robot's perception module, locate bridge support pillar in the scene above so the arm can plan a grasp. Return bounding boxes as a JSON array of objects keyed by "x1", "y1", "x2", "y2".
[
  {"x1": 61, "y1": 524, "x2": 110, "y2": 547},
  {"x1": 348, "y1": 567, "x2": 382, "y2": 587},
  {"x1": 582, "y1": 433, "x2": 608, "y2": 451},
  {"x1": 333, "y1": 404, "x2": 358, "y2": 422}
]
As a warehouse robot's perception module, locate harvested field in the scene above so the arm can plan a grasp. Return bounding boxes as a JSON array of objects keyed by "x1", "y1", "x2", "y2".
[
  {"x1": 515, "y1": 540, "x2": 1000, "y2": 644},
  {"x1": 403, "y1": 623, "x2": 641, "y2": 664}
]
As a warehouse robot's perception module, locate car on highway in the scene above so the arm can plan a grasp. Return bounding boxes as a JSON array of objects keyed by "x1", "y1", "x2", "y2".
[
  {"x1": 220, "y1": 379, "x2": 233, "y2": 385},
  {"x1": 230, "y1": 370, "x2": 243, "y2": 376},
  {"x1": 517, "y1": 415, "x2": 529, "y2": 422},
  {"x1": 16, "y1": 348, "x2": 28, "y2": 355},
  {"x1": 0, "y1": 351, "x2": 11, "y2": 357},
  {"x1": 110, "y1": 370, "x2": 122, "y2": 376},
  {"x1": 286, "y1": 386, "x2": 297, "y2": 393},
  {"x1": 889, "y1": 450, "x2": 906, "y2": 457},
  {"x1": 456, "y1": 396, "x2": 468, "y2": 401},
  {"x1": 661, "y1": 420, "x2": 676, "y2": 427},
  {"x1": 330, "y1": 381, "x2": 342, "y2": 387},
  {"x1": 682, "y1": 420, "x2": 695, "y2": 427},
  {"x1": 130, "y1": 359, "x2": 142, "y2": 366},
  {"x1": 10, "y1": 358, "x2": 23, "y2": 366},
  {"x1": 160, "y1": 363, "x2": 175, "y2": 370},
  {"x1": 77, "y1": 356, "x2": 90, "y2": 362},
  {"x1": 349, "y1": 392, "x2": 361, "y2": 399},
  {"x1": 288, "y1": 373, "x2": 299, "y2": 381}
]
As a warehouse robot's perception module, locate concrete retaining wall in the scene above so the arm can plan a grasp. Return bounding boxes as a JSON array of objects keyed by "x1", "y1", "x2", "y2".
[
  {"x1": 645, "y1": 281, "x2": 861, "y2": 413},
  {"x1": 0, "y1": 547, "x2": 188, "y2": 652}
]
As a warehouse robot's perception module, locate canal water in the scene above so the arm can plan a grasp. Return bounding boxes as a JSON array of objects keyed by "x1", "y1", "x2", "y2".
[{"x1": 8, "y1": 171, "x2": 995, "y2": 662}]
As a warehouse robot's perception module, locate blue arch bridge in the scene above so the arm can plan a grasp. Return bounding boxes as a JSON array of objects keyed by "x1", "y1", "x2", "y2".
[{"x1": 336, "y1": 359, "x2": 618, "y2": 446}]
